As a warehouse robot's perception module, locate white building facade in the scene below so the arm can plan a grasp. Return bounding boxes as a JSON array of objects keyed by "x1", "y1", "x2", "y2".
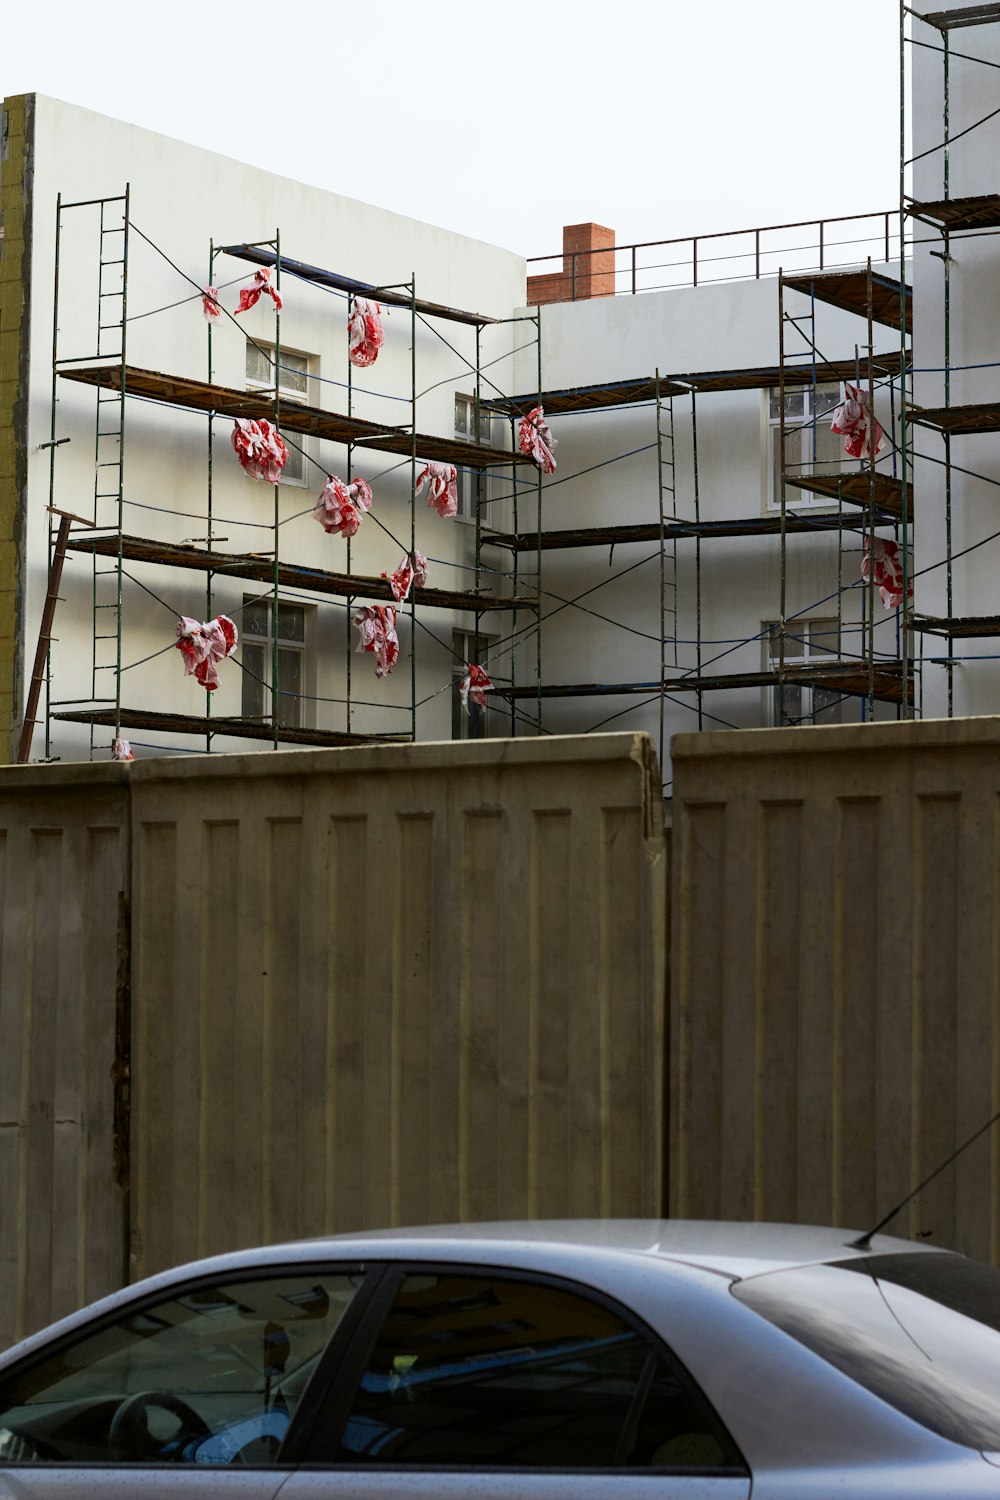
[{"x1": 5, "y1": 11, "x2": 987, "y2": 784}]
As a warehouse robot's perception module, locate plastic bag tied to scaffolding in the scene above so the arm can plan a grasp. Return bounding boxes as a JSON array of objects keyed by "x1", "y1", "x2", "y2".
[
  {"x1": 232, "y1": 418, "x2": 289, "y2": 483},
  {"x1": 460, "y1": 663, "x2": 493, "y2": 713},
  {"x1": 415, "y1": 461, "x2": 459, "y2": 519},
  {"x1": 235, "y1": 266, "x2": 283, "y2": 314},
  {"x1": 111, "y1": 738, "x2": 134, "y2": 761},
  {"x1": 348, "y1": 297, "x2": 385, "y2": 368},
  {"x1": 201, "y1": 286, "x2": 221, "y2": 321},
  {"x1": 353, "y1": 605, "x2": 399, "y2": 678},
  {"x1": 381, "y1": 550, "x2": 428, "y2": 603},
  {"x1": 862, "y1": 536, "x2": 912, "y2": 611},
  {"x1": 518, "y1": 405, "x2": 557, "y2": 474},
  {"x1": 830, "y1": 385, "x2": 886, "y2": 460},
  {"x1": 175, "y1": 614, "x2": 239, "y2": 691},
  {"x1": 314, "y1": 475, "x2": 374, "y2": 538}
]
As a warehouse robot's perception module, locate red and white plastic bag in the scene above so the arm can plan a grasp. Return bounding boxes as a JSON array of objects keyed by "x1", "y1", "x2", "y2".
[
  {"x1": 862, "y1": 536, "x2": 911, "y2": 610},
  {"x1": 381, "y1": 550, "x2": 428, "y2": 603},
  {"x1": 353, "y1": 605, "x2": 399, "y2": 678},
  {"x1": 348, "y1": 297, "x2": 384, "y2": 368},
  {"x1": 232, "y1": 418, "x2": 289, "y2": 483},
  {"x1": 830, "y1": 385, "x2": 886, "y2": 461},
  {"x1": 175, "y1": 614, "x2": 239, "y2": 691},
  {"x1": 415, "y1": 461, "x2": 458, "y2": 519},
  {"x1": 518, "y1": 405, "x2": 557, "y2": 474},
  {"x1": 235, "y1": 266, "x2": 283, "y2": 314},
  {"x1": 314, "y1": 475, "x2": 374, "y2": 538},
  {"x1": 460, "y1": 663, "x2": 493, "y2": 713}
]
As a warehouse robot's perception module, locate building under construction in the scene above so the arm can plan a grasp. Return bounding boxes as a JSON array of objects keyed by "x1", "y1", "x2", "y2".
[{"x1": 1, "y1": 3, "x2": 998, "y2": 789}]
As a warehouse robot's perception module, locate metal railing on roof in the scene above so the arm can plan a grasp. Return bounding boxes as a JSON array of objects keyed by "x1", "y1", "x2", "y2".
[{"x1": 527, "y1": 209, "x2": 901, "y2": 299}]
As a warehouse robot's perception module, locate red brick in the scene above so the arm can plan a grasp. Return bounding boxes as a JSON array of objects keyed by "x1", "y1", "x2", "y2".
[{"x1": 528, "y1": 223, "x2": 616, "y2": 306}]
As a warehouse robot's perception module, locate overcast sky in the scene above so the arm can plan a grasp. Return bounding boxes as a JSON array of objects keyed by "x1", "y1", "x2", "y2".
[{"x1": 4, "y1": 1, "x2": 903, "y2": 258}]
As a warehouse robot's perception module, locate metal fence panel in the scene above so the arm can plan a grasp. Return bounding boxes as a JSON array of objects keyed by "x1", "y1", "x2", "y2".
[
  {"x1": 670, "y1": 718, "x2": 1000, "y2": 1261},
  {"x1": 128, "y1": 735, "x2": 666, "y2": 1280},
  {"x1": 0, "y1": 766, "x2": 128, "y2": 1345}
]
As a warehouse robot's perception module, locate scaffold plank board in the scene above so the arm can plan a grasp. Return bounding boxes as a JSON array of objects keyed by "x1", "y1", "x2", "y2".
[
  {"x1": 920, "y1": 5, "x2": 1000, "y2": 31},
  {"x1": 57, "y1": 364, "x2": 529, "y2": 470},
  {"x1": 219, "y1": 245, "x2": 500, "y2": 327},
  {"x1": 783, "y1": 470, "x2": 911, "y2": 519},
  {"x1": 484, "y1": 510, "x2": 896, "y2": 552},
  {"x1": 67, "y1": 533, "x2": 535, "y2": 613},
  {"x1": 51, "y1": 707, "x2": 411, "y2": 747},
  {"x1": 495, "y1": 661, "x2": 911, "y2": 706},
  {"x1": 782, "y1": 270, "x2": 912, "y2": 334},
  {"x1": 905, "y1": 194, "x2": 1000, "y2": 231},
  {"x1": 911, "y1": 613, "x2": 1000, "y2": 638},
  {"x1": 905, "y1": 402, "x2": 1000, "y2": 435},
  {"x1": 484, "y1": 353, "x2": 909, "y2": 418}
]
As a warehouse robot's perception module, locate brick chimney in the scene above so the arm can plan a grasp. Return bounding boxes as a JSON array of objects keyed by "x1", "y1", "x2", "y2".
[{"x1": 527, "y1": 222, "x2": 616, "y2": 307}]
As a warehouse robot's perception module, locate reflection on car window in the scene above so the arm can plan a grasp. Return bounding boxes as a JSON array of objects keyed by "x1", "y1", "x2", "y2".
[
  {"x1": 734, "y1": 1252, "x2": 1000, "y2": 1450},
  {"x1": 336, "y1": 1272, "x2": 742, "y2": 1470},
  {"x1": 0, "y1": 1272, "x2": 361, "y2": 1467}
]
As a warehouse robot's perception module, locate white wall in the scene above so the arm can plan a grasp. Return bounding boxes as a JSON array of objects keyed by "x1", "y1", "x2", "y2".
[{"x1": 24, "y1": 97, "x2": 528, "y2": 761}]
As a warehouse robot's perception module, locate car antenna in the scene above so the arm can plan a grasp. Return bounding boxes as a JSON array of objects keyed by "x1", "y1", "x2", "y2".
[{"x1": 850, "y1": 1102, "x2": 1000, "y2": 1251}]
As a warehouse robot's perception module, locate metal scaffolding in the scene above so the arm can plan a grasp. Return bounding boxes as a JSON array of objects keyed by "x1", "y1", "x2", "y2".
[
  {"x1": 903, "y1": 2, "x2": 1000, "y2": 715},
  {"x1": 32, "y1": 200, "x2": 541, "y2": 760}
]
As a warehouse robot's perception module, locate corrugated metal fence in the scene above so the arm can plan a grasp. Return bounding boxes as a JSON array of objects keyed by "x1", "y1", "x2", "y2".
[
  {"x1": 0, "y1": 734, "x2": 667, "y2": 1341},
  {"x1": 8, "y1": 716, "x2": 1000, "y2": 1347},
  {"x1": 671, "y1": 717, "x2": 1000, "y2": 1264},
  {"x1": 0, "y1": 766, "x2": 128, "y2": 1349}
]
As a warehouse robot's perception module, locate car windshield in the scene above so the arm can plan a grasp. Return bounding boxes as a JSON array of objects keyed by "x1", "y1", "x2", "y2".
[{"x1": 733, "y1": 1252, "x2": 1000, "y2": 1451}]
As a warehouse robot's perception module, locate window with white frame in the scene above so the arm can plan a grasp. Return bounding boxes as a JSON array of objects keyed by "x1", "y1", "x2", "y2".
[
  {"x1": 241, "y1": 595, "x2": 310, "y2": 729},
  {"x1": 763, "y1": 617, "x2": 843, "y2": 727},
  {"x1": 452, "y1": 627, "x2": 495, "y2": 740},
  {"x1": 454, "y1": 394, "x2": 492, "y2": 522},
  {"x1": 767, "y1": 383, "x2": 846, "y2": 508},
  {"x1": 245, "y1": 342, "x2": 312, "y2": 485}
]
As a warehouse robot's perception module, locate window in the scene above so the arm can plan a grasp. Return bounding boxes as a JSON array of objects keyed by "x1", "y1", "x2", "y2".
[
  {"x1": 764, "y1": 617, "x2": 843, "y2": 727},
  {"x1": 245, "y1": 342, "x2": 312, "y2": 485},
  {"x1": 454, "y1": 394, "x2": 492, "y2": 521},
  {"x1": 241, "y1": 596, "x2": 309, "y2": 730},
  {"x1": 734, "y1": 1252, "x2": 1000, "y2": 1452},
  {"x1": 767, "y1": 382, "x2": 846, "y2": 508},
  {"x1": 452, "y1": 628, "x2": 495, "y2": 741},
  {"x1": 0, "y1": 1270, "x2": 361, "y2": 1465},
  {"x1": 332, "y1": 1270, "x2": 743, "y2": 1471}
]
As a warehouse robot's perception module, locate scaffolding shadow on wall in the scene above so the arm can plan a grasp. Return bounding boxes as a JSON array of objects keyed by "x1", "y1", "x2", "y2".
[{"x1": 32, "y1": 192, "x2": 543, "y2": 761}]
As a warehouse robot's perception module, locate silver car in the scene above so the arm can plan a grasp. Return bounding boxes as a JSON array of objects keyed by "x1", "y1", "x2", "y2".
[{"x1": 0, "y1": 1220, "x2": 999, "y2": 1497}]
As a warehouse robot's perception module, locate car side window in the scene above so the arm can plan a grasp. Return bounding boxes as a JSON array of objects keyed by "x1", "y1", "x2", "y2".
[
  {"x1": 332, "y1": 1271, "x2": 743, "y2": 1470},
  {"x1": 0, "y1": 1271, "x2": 362, "y2": 1466}
]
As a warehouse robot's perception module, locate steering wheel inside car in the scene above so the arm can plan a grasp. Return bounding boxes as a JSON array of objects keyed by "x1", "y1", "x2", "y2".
[{"x1": 108, "y1": 1389, "x2": 211, "y2": 1461}]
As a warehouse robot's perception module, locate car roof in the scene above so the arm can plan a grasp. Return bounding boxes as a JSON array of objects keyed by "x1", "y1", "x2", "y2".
[
  {"x1": 0, "y1": 1219, "x2": 951, "y2": 1372},
  {"x1": 259, "y1": 1219, "x2": 946, "y2": 1281}
]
